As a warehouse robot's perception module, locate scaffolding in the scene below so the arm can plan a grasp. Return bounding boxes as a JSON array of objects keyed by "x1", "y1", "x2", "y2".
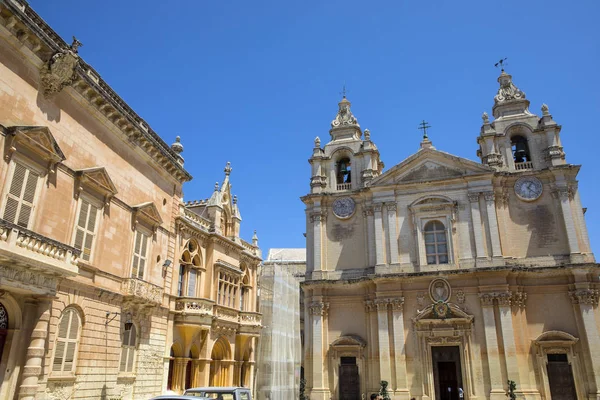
[{"x1": 255, "y1": 262, "x2": 302, "y2": 400}]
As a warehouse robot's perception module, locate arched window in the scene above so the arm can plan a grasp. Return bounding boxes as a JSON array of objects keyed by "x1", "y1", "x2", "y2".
[
  {"x1": 424, "y1": 220, "x2": 448, "y2": 265},
  {"x1": 120, "y1": 323, "x2": 137, "y2": 373},
  {"x1": 178, "y1": 239, "x2": 202, "y2": 297},
  {"x1": 336, "y1": 157, "x2": 352, "y2": 185},
  {"x1": 511, "y1": 135, "x2": 531, "y2": 164},
  {"x1": 240, "y1": 264, "x2": 250, "y2": 311},
  {"x1": 52, "y1": 308, "x2": 82, "y2": 374}
]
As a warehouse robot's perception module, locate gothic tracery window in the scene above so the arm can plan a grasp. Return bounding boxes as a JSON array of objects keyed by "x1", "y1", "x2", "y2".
[
  {"x1": 178, "y1": 239, "x2": 202, "y2": 297},
  {"x1": 218, "y1": 271, "x2": 239, "y2": 308},
  {"x1": 424, "y1": 220, "x2": 448, "y2": 265}
]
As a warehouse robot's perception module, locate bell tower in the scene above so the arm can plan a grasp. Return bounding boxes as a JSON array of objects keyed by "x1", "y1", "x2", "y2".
[
  {"x1": 308, "y1": 96, "x2": 383, "y2": 193},
  {"x1": 477, "y1": 69, "x2": 566, "y2": 171}
]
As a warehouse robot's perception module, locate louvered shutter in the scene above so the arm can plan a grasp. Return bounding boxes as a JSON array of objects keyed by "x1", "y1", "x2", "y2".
[
  {"x1": 119, "y1": 324, "x2": 137, "y2": 372},
  {"x1": 131, "y1": 231, "x2": 149, "y2": 279},
  {"x1": 187, "y1": 269, "x2": 197, "y2": 297},
  {"x1": 52, "y1": 309, "x2": 81, "y2": 373},
  {"x1": 3, "y1": 163, "x2": 38, "y2": 228},
  {"x1": 138, "y1": 233, "x2": 148, "y2": 278},
  {"x1": 131, "y1": 231, "x2": 142, "y2": 278},
  {"x1": 74, "y1": 200, "x2": 99, "y2": 261}
]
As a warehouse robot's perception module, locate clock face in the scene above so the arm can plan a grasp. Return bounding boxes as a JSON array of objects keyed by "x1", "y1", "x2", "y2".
[
  {"x1": 332, "y1": 197, "x2": 356, "y2": 219},
  {"x1": 514, "y1": 177, "x2": 543, "y2": 201}
]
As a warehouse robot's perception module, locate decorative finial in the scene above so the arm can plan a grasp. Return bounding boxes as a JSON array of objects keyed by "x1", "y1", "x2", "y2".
[
  {"x1": 418, "y1": 120, "x2": 431, "y2": 139},
  {"x1": 233, "y1": 195, "x2": 238, "y2": 205},
  {"x1": 70, "y1": 36, "x2": 83, "y2": 53},
  {"x1": 171, "y1": 136, "x2": 184, "y2": 154},
  {"x1": 214, "y1": 182, "x2": 219, "y2": 191},
  {"x1": 252, "y1": 230, "x2": 259, "y2": 246},
  {"x1": 482, "y1": 112, "x2": 489, "y2": 124},
  {"x1": 331, "y1": 97, "x2": 359, "y2": 129},
  {"x1": 494, "y1": 57, "x2": 508, "y2": 71},
  {"x1": 541, "y1": 103, "x2": 549, "y2": 116},
  {"x1": 364, "y1": 129, "x2": 370, "y2": 140},
  {"x1": 224, "y1": 161, "x2": 232, "y2": 176},
  {"x1": 314, "y1": 136, "x2": 321, "y2": 147}
]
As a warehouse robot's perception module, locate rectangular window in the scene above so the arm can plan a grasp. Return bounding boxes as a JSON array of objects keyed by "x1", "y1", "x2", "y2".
[
  {"x1": 217, "y1": 272, "x2": 239, "y2": 307},
  {"x1": 187, "y1": 268, "x2": 197, "y2": 297},
  {"x1": 120, "y1": 324, "x2": 137, "y2": 373},
  {"x1": 177, "y1": 265, "x2": 185, "y2": 297},
  {"x1": 3, "y1": 162, "x2": 39, "y2": 228},
  {"x1": 73, "y1": 199, "x2": 99, "y2": 261},
  {"x1": 131, "y1": 230, "x2": 149, "y2": 279}
]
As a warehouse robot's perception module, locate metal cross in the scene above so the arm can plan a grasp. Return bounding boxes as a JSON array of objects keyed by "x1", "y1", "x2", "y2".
[
  {"x1": 494, "y1": 57, "x2": 508, "y2": 71},
  {"x1": 418, "y1": 120, "x2": 431, "y2": 139},
  {"x1": 340, "y1": 83, "x2": 347, "y2": 99}
]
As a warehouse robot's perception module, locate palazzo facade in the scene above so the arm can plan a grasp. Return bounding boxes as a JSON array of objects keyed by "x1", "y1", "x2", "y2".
[
  {"x1": 302, "y1": 72, "x2": 598, "y2": 400},
  {"x1": 0, "y1": 1, "x2": 261, "y2": 399}
]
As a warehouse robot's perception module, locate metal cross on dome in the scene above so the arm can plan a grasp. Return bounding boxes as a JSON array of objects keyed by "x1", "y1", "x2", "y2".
[
  {"x1": 339, "y1": 83, "x2": 347, "y2": 99},
  {"x1": 418, "y1": 120, "x2": 431, "y2": 139},
  {"x1": 495, "y1": 57, "x2": 508, "y2": 71}
]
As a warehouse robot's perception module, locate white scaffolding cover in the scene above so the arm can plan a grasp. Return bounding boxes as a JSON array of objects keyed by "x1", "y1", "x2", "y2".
[{"x1": 256, "y1": 263, "x2": 301, "y2": 400}]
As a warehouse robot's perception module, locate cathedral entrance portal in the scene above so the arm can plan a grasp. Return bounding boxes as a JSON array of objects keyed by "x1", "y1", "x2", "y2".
[
  {"x1": 432, "y1": 346, "x2": 463, "y2": 400},
  {"x1": 338, "y1": 357, "x2": 359, "y2": 400}
]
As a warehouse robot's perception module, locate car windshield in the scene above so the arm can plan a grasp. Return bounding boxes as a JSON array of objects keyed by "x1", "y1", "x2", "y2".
[{"x1": 196, "y1": 393, "x2": 233, "y2": 400}]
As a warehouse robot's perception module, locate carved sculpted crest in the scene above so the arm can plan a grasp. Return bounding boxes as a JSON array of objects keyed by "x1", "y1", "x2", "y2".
[
  {"x1": 429, "y1": 278, "x2": 451, "y2": 303},
  {"x1": 332, "y1": 197, "x2": 356, "y2": 219},
  {"x1": 40, "y1": 48, "x2": 80, "y2": 98}
]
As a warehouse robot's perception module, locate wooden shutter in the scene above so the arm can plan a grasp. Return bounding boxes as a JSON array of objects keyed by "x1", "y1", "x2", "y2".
[
  {"x1": 131, "y1": 231, "x2": 148, "y2": 279},
  {"x1": 120, "y1": 324, "x2": 137, "y2": 373},
  {"x1": 3, "y1": 163, "x2": 39, "y2": 228},
  {"x1": 187, "y1": 269, "x2": 197, "y2": 297},
  {"x1": 73, "y1": 199, "x2": 99, "y2": 261},
  {"x1": 52, "y1": 309, "x2": 81, "y2": 373}
]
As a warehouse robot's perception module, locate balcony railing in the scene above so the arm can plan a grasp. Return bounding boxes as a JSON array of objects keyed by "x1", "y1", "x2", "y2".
[
  {"x1": 180, "y1": 206, "x2": 211, "y2": 231},
  {"x1": 337, "y1": 182, "x2": 352, "y2": 191},
  {"x1": 515, "y1": 161, "x2": 533, "y2": 170},
  {"x1": 175, "y1": 297, "x2": 214, "y2": 316},
  {"x1": 121, "y1": 278, "x2": 163, "y2": 306},
  {"x1": 0, "y1": 218, "x2": 79, "y2": 277},
  {"x1": 239, "y1": 311, "x2": 262, "y2": 326},
  {"x1": 214, "y1": 305, "x2": 240, "y2": 323}
]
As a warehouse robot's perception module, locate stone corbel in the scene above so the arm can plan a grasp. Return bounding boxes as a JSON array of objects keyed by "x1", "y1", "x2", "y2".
[
  {"x1": 569, "y1": 289, "x2": 599, "y2": 307},
  {"x1": 467, "y1": 192, "x2": 481, "y2": 203}
]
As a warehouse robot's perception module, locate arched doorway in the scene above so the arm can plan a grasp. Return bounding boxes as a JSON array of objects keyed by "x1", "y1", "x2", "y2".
[{"x1": 209, "y1": 337, "x2": 231, "y2": 387}]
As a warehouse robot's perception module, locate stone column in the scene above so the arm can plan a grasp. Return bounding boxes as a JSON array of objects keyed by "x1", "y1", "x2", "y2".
[
  {"x1": 496, "y1": 293, "x2": 524, "y2": 389},
  {"x1": 386, "y1": 204, "x2": 400, "y2": 265},
  {"x1": 198, "y1": 359, "x2": 211, "y2": 387},
  {"x1": 18, "y1": 298, "x2": 52, "y2": 400},
  {"x1": 390, "y1": 298, "x2": 409, "y2": 399},
  {"x1": 479, "y1": 293, "x2": 505, "y2": 400},
  {"x1": 309, "y1": 301, "x2": 330, "y2": 400},
  {"x1": 570, "y1": 289, "x2": 600, "y2": 396},
  {"x1": 483, "y1": 192, "x2": 503, "y2": 258},
  {"x1": 468, "y1": 193, "x2": 486, "y2": 259},
  {"x1": 172, "y1": 358, "x2": 188, "y2": 393},
  {"x1": 373, "y1": 204, "x2": 385, "y2": 266},
  {"x1": 311, "y1": 212, "x2": 325, "y2": 271},
  {"x1": 557, "y1": 188, "x2": 580, "y2": 254},
  {"x1": 375, "y1": 299, "x2": 391, "y2": 384}
]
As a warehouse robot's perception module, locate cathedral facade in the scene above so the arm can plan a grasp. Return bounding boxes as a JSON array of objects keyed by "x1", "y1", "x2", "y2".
[
  {"x1": 0, "y1": 1, "x2": 261, "y2": 399},
  {"x1": 302, "y1": 73, "x2": 598, "y2": 400}
]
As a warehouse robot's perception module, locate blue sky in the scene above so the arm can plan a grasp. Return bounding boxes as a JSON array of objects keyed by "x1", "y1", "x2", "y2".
[{"x1": 29, "y1": 0, "x2": 600, "y2": 255}]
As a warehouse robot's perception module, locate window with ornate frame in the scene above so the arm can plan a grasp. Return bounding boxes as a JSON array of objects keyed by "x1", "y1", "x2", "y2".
[
  {"x1": 51, "y1": 307, "x2": 82, "y2": 375},
  {"x1": 177, "y1": 239, "x2": 203, "y2": 297},
  {"x1": 119, "y1": 323, "x2": 137, "y2": 373},
  {"x1": 409, "y1": 196, "x2": 457, "y2": 267},
  {"x1": 215, "y1": 262, "x2": 242, "y2": 308}
]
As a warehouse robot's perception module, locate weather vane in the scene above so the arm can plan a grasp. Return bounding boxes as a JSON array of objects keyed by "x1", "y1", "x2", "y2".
[
  {"x1": 340, "y1": 83, "x2": 347, "y2": 99},
  {"x1": 418, "y1": 120, "x2": 431, "y2": 139},
  {"x1": 494, "y1": 57, "x2": 508, "y2": 71}
]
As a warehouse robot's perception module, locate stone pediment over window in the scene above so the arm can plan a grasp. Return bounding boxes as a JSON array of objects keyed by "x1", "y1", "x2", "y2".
[
  {"x1": 372, "y1": 148, "x2": 493, "y2": 186},
  {"x1": 4, "y1": 126, "x2": 65, "y2": 172},
  {"x1": 75, "y1": 167, "x2": 118, "y2": 207},
  {"x1": 132, "y1": 202, "x2": 163, "y2": 232},
  {"x1": 413, "y1": 303, "x2": 473, "y2": 327},
  {"x1": 331, "y1": 335, "x2": 366, "y2": 348}
]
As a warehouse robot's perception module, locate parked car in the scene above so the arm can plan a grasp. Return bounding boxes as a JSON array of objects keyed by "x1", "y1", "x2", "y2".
[
  {"x1": 184, "y1": 386, "x2": 252, "y2": 400},
  {"x1": 149, "y1": 396, "x2": 208, "y2": 400}
]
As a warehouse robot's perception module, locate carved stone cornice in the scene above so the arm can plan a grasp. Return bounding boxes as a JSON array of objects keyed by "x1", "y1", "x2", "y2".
[
  {"x1": 467, "y1": 192, "x2": 481, "y2": 203},
  {"x1": 310, "y1": 212, "x2": 326, "y2": 223},
  {"x1": 545, "y1": 145, "x2": 565, "y2": 161},
  {"x1": 496, "y1": 292, "x2": 512, "y2": 307},
  {"x1": 512, "y1": 291, "x2": 527, "y2": 309},
  {"x1": 373, "y1": 204, "x2": 383, "y2": 213},
  {"x1": 483, "y1": 191, "x2": 495, "y2": 202},
  {"x1": 362, "y1": 207, "x2": 374, "y2": 218},
  {"x1": 0, "y1": 0, "x2": 192, "y2": 183},
  {"x1": 386, "y1": 203, "x2": 397, "y2": 212},
  {"x1": 570, "y1": 289, "x2": 599, "y2": 306},
  {"x1": 364, "y1": 300, "x2": 375, "y2": 313},
  {"x1": 390, "y1": 297, "x2": 405, "y2": 311},
  {"x1": 308, "y1": 301, "x2": 329, "y2": 316}
]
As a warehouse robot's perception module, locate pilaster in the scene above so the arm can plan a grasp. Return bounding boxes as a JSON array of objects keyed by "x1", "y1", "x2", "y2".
[
  {"x1": 308, "y1": 301, "x2": 330, "y2": 400},
  {"x1": 483, "y1": 192, "x2": 503, "y2": 259},
  {"x1": 496, "y1": 292, "x2": 526, "y2": 391},
  {"x1": 570, "y1": 289, "x2": 600, "y2": 397},
  {"x1": 479, "y1": 293, "x2": 505, "y2": 400},
  {"x1": 311, "y1": 212, "x2": 326, "y2": 271},
  {"x1": 386, "y1": 204, "x2": 400, "y2": 265},
  {"x1": 556, "y1": 187, "x2": 580, "y2": 255},
  {"x1": 468, "y1": 192, "x2": 486, "y2": 259},
  {"x1": 375, "y1": 299, "x2": 391, "y2": 383},
  {"x1": 363, "y1": 207, "x2": 376, "y2": 266},
  {"x1": 390, "y1": 298, "x2": 409, "y2": 399},
  {"x1": 373, "y1": 204, "x2": 385, "y2": 266}
]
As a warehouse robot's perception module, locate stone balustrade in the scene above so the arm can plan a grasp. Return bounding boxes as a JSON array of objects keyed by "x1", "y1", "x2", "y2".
[
  {"x1": 121, "y1": 278, "x2": 163, "y2": 306},
  {"x1": 214, "y1": 305, "x2": 240, "y2": 323},
  {"x1": 0, "y1": 218, "x2": 79, "y2": 277},
  {"x1": 239, "y1": 311, "x2": 262, "y2": 326},
  {"x1": 180, "y1": 205, "x2": 211, "y2": 231},
  {"x1": 175, "y1": 297, "x2": 214, "y2": 315}
]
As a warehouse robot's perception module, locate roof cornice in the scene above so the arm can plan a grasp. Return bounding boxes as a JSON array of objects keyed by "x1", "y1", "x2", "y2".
[{"x1": 0, "y1": 0, "x2": 192, "y2": 183}]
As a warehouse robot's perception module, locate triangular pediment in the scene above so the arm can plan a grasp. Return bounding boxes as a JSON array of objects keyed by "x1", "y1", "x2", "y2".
[
  {"x1": 6, "y1": 126, "x2": 65, "y2": 166},
  {"x1": 372, "y1": 148, "x2": 493, "y2": 186},
  {"x1": 76, "y1": 167, "x2": 118, "y2": 200},
  {"x1": 132, "y1": 202, "x2": 163, "y2": 230}
]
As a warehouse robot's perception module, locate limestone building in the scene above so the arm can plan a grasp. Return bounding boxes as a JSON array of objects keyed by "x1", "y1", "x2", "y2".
[
  {"x1": 0, "y1": 1, "x2": 261, "y2": 399},
  {"x1": 302, "y1": 72, "x2": 598, "y2": 400}
]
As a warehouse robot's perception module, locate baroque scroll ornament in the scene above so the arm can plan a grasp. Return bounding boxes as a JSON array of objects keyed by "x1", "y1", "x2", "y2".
[{"x1": 40, "y1": 37, "x2": 82, "y2": 98}]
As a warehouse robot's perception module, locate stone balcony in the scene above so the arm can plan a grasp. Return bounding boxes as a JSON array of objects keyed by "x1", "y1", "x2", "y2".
[
  {"x1": 121, "y1": 278, "x2": 163, "y2": 308},
  {"x1": 0, "y1": 219, "x2": 79, "y2": 295},
  {"x1": 175, "y1": 297, "x2": 214, "y2": 316},
  {"x1": 239, "y1": 311, "x2": 262, "y2": 326},
  {"x1": 173, "y1": 298, "x2": 262, "y2": 334}
]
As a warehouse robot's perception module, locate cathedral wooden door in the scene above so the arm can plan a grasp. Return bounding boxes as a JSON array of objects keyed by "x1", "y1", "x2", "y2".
[
  {"x1": 339, "y1": 357, "x2": 360, "y2": 400},
  {"x1": 547, "y1": 354, "x2": 577, "y2": 400}
]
